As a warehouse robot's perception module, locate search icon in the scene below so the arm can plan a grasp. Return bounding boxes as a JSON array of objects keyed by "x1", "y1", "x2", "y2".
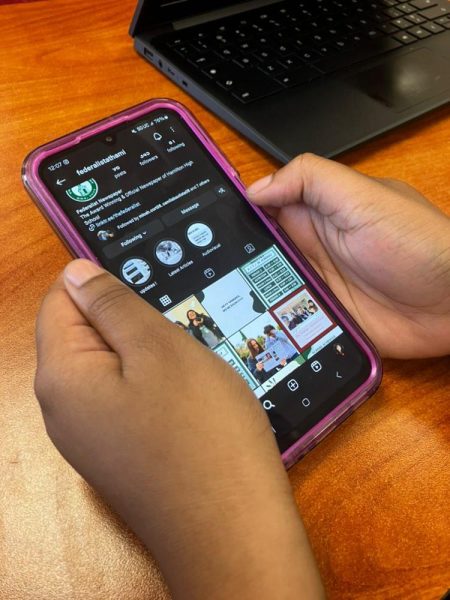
[{"x1": 262, "y1": 400, "x2": 275, "y2": 411}]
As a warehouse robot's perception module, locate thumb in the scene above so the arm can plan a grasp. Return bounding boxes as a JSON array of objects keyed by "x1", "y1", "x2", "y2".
[
  {"x1": 247, "y1": 153, "x2": 378, "y2": 218},
  {"x1": 63, "y1": 259, "x2": 167, "y2": 356}
]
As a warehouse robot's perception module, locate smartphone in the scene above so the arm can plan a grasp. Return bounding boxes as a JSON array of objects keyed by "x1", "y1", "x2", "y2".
[{"x1": 22, "y1": 99, "x2": 382, "y2": 467}]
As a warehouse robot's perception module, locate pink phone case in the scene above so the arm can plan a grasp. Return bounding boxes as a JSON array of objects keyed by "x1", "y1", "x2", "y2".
[{"x1": 22, "y1": 98, "x2": 382, "y2": 468}]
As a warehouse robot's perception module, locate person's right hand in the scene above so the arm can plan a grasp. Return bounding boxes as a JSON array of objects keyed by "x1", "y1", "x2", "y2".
[{"x1": 248, "y1": 154, "x2": 450, "y2": 359}]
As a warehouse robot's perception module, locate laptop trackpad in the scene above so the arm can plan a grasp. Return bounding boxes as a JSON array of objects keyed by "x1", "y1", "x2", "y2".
[{"x1": 350, "y1": 48, "x2": 450, "y2": 110}]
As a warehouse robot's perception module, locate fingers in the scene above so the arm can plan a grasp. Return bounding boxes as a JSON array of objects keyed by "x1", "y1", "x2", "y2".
[
  {"x1": 36, "y1": 274, "x2": 111, "y2": 366},
  {"x1": 35, "y1": 271, "x2": 121, "y2": 415},
  {"x1": 62, "y1": 259, "x2": 173, "y2": 358},
  {"x1": 247, "y1": 152, "x2": 379, "y2": 218}
]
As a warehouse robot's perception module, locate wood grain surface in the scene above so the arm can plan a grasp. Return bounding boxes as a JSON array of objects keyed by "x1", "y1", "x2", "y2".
[{"x1": 1, "y1": 1, "x2": 449, "y2": 598}]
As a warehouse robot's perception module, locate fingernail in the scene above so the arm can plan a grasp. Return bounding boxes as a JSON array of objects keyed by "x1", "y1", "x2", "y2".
[
  {"x1": 247, "y1": 173, "x2": 274, "y2": 195},
  {"x1": 64, "y1": 259, "x2": 105, "y2": 288}
]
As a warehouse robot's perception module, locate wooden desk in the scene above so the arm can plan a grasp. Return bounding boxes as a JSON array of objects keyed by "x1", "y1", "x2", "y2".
[{"x1": 1, "y1": 1, "x2": 449, "y2": 598}]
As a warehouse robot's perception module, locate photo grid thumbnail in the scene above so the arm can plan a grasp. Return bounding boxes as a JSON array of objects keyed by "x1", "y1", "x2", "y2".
[
  {"x1": 164, "y1": 296, "x2": 224, "y2": 349},
  {"x1": 164, "y1": 246, "x2": 341, "y2": 394},
  {"x1": 270, "y1": 288, "x2": 335, "y2": 350}
]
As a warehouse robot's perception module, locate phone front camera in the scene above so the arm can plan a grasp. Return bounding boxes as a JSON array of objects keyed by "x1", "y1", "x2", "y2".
[{"x1": 105, "y1": 135, "x2": 114, "y2": 144}]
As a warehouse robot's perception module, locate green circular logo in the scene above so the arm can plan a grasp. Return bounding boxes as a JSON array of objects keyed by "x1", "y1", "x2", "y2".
[{"x1": 66, "y1": 179, "x2": 98, "y2": 202}]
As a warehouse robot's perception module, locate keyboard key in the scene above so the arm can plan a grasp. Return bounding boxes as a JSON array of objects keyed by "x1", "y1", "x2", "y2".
[
  {"x1": 421, "y1": 20, "x2": 445, "y2": 32},
  {"x1": 188, "y1": 54, "x2": 216, "y2": 68},
  {"x1": 410, "y1": 0, "x2": 437, "y2": 8},
  {"x1": 167, "y1": 37, "x2": 185, "y2": 47},
  {"x1": 238, "y1": 41, "x2": 253, "y2": 52},
  {"x1": 191, "y1": 39, "x2": 210, "y2": 52},
  {"x1": 272, "y1": 42, "x2": 296, "y2": 55},
  {"x1": 215, "y1": 46, "x2": 236, "y2": 59},
  {"x1": 392, "y1": 31, "x2": 418, "y2": 42},
  {"x1": 275, "y1": 66, "x2": 320, "y2": 87},
  {"x1": 308, "y1": 32, "x2": 327, "y2": 44},
  {"x1": 313, "y1": 44, "x2": 335, "y2": 57},
  {"x1": 384, "y1": 7, "x2": 403, "y2": 18},
  {"x1": 218, "y1": 78, "x2": 237, "y2": 91},
  {"x1": 279, "y1": 54, "x2": 309, "y2": 69},
  {"x1": 380, "y1": 21, "x2": 399, "y2": 32},
  {"x1": 407, "y1": 25, "x2": 432, "y2": 36},
  {"x1": 232, "y1": 78, "x2": 283, "y2": 103},
  {"x1": 214, "y1": 33, "x2": 231, "y2": 44},
  {"x1": 391, "y1": 17, "x2": 412, "y2": 28},
  {"x1": 297, "y1": 48, "x2": 322, "y2": 62},
  {"x1": 174, "y1": 44, "x2": 197, "y2": 56},
  {"x1": 332, "y1": 38, "x2": 352, "y2": 50},
  {"x1": 396, "y1": 3, "x2": 416, "y2": 13},
  {"x1": 259, "y1": 62, "x2": 286, "y2": 75},
  {"x1": 419, "y1": 5, "x2": 449, "y2": 19},
  {"x1": 253, "y1": 48, "x2": 272, "y2": 61},
  {"x1": 293, "y1": 37, "x2": 308, "y2": 49},
  {"x1": 347, "y1": 33, "x2": 364, "y2": 44},
  {"x1": 266, "y1": 18, "x2": 284, "y2": 30},
  {"x1": 370, "y1": 11, "x2": 391, "y2": 23},
  {"x1": 202, "y1": 64, "x2": 221, "y2": 78},
  {"x1": 367, "y1": 28, "x2": 383, "y2": 38},
  {"x1": 233, "y1": 55, "x2": 252, "y2": 68},
  {"x1": 436, "y1": 15, "x2": 450, "y2": 27},
  {"x1": 405, "y1": 13, "x2": 427, "y2": 23},
  {"x1": 202, "y1": 64, "x2": 242, "y2": 86}
]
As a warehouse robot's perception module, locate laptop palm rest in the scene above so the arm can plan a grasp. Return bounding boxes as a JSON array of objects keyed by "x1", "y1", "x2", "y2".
[{"x1": 349, "y1": 48, "x2": 450, "y2": 111}]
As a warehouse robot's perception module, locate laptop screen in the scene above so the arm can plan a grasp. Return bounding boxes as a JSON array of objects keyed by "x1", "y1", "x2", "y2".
[
  {"x1": 131, "y1": 0, "x2": 250, "y2": 36},
  {"x1": 158, "y1": 0, "x2": 238, "y2": 19}
]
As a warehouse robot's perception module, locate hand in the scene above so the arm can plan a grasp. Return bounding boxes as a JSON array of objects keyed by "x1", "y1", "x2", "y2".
[
  {"x1": 35, "y1": 260, "x2": 324, "y2": 600},
  {"x1": 248, "y1": 154, "x2": 450, "y2": 359}
]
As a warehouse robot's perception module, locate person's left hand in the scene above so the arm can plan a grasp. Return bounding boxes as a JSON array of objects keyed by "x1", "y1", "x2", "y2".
[{"x1": 35, "y1": 259, "x2": 324, "y2": 600}]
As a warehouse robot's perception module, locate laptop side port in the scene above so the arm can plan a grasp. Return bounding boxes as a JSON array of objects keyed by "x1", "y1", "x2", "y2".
[{"x1": 143, "y1": 47, "x2": 154, "y2": 61}]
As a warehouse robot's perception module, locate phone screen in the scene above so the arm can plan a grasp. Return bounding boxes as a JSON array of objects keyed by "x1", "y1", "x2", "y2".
[{"x1": 38, "y1": 107, "x2": 372, "y2": 453}]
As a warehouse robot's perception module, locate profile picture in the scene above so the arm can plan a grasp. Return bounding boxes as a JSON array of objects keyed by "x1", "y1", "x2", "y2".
[
  {"x1": 186, "y1": 222, "x2": 214, "y2": 247},
  {"x1": 155, "y1": 239, "x2": 183, "y2": 266},
  {"x1": 333, "y1": 343, "x2": 345, "y2": 357},
  {"x1": 97, "y1": 229, "x2": 114, "y2": 241}
]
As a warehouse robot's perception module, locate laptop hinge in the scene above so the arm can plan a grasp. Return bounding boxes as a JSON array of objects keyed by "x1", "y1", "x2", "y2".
[
  {"x1": 143, "y1": 23, "x2": 174, "y2": 38},
  {"x1": 130, "y1": 0, "x2": 174, "y2": 38},
  {"x1": 173, "y1": 0, "x2": 282, "y2": 30}
]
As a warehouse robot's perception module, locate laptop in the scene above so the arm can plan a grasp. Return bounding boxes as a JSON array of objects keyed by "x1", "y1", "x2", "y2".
[{"x1": 129, "y1": 0, "x2": 450, "y2": 162}]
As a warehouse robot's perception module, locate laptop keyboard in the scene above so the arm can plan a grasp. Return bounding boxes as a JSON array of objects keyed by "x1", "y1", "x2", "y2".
[{"x1": 154, "y1": 0, "x2": 450, "y2": 103}]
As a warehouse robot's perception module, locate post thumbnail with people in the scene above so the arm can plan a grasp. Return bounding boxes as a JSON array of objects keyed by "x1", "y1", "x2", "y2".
[{"x1": 164, "y1": 246, "x2": 344, "y2": 397}]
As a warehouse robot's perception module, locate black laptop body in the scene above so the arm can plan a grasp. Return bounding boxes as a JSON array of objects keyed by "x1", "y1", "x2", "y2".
[{"x1": 130, "y1": 0, "x2": 450, "y2": 161}]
